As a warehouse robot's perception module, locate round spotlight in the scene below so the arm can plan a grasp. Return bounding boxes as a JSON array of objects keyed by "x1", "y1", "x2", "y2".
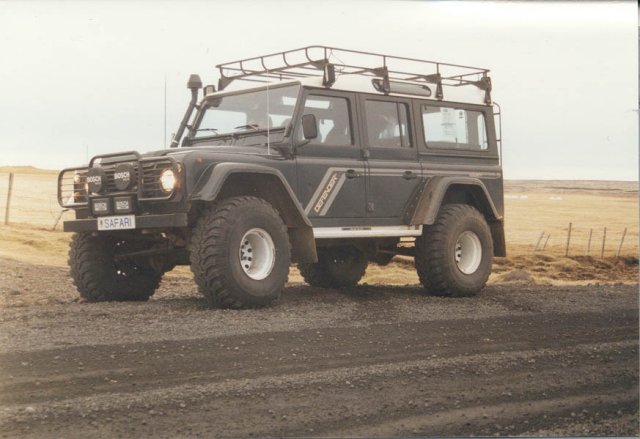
[
  {"x1": 86, "y1": 167, "x2": 106, "y2": 194},
  {"x1": 113, "y1": 163, "x2": 135, "y2": 191}
]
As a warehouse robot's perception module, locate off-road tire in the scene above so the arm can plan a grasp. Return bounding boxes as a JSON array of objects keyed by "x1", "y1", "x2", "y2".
[
  {"x1": 69, "y1": 233, "x2": 162, "y2": 302},
  {"x1": 299, "y1": 246, "x2": 367, "y2": 288},
  {"x1": 190, "y1": 196, "x2": 291, "y2": 308},
  {"x1": 371, "y1": 252, "x2": 395, "y2": 266},
  {"x1": 415, "y1": 204, "x2": 493, "y2": 297}
]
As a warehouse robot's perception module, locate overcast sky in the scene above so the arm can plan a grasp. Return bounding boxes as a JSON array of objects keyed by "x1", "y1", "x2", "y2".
[{"x1": 0, "y1": 0, "x2": 637, "y2": 180}]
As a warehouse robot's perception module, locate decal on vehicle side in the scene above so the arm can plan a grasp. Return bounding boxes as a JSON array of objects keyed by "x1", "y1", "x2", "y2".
[{"x1": 313, "y1": 172, "x2": 346, "y2": 215}]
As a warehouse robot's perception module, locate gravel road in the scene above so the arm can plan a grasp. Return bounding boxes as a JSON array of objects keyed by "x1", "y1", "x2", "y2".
[{"x1": 0, "y1": 258, "x2": 637, "y2": 437}]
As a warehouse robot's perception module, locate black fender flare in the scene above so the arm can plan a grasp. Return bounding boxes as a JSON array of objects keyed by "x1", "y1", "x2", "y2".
[
  {"x1": 190, "y1": 162, "x2": 310, "y2": 225},
  {"x1": 189, "y1": 162, "x2": 317, "y2": 262},
  {"x1": 410, "y1": 176, "x2": 502, "y2": 225},
  {"x1": 410, "y1": 176, "x2": 505, "y2": 256}
]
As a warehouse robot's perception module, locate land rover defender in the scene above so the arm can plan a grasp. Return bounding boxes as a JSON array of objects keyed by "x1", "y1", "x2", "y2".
[{"x1": 58, "y1": 46, "x2": 505, "y2": 308}]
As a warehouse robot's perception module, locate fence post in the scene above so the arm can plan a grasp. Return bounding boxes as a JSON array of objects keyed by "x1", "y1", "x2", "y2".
[
  {"x1": 586, "y1": 228, "x2": 592, "y2": 255},
  {"x1": 564, "y1": 222, "x2": 572, "y2": 257},
  {"x1": 52, "y1": 209, "x2": 68, "y2": 231},
  {"x1": 542, "y1": 233, "x2": 551, "y2": 252},
  {"x1": 534, "y1": 231, "x2": 545, "y2": 252},
  {"x1": 601, "y1": 227, "x2": 607, "y2": 258},
  {"x1": 616, "y1": 227, "x2": 627, "y2": 258},
  {"x1": 4, "y1": 173, "x2": 13, "y2": 225}
]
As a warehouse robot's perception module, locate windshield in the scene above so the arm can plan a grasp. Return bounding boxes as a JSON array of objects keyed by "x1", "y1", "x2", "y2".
[{"x1": 192, "y1": 85, "x2": 300, "y2": 145}]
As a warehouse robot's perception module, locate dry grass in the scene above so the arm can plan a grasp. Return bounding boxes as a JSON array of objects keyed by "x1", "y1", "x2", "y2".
[
  {"x1": 0, "y1": 168, "x2": 637, "y2": 285},
  {"x1": 505, "y1": 191, "x2": 638, "y2": 257}
]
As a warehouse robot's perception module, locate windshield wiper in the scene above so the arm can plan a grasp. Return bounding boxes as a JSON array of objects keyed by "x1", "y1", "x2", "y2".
[{"x1": 234, "y1": 124, "x2": 264, "y2": 132}]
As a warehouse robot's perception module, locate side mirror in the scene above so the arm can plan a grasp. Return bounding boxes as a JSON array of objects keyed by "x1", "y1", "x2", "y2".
[{"x1": 301, "y1": 114, "x2": 318, "y2": 140}]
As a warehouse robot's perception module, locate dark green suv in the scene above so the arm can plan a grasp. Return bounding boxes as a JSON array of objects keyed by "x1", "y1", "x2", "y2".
[{"x1": 58, "y1": 46, "x2": 505, "y2": 308}]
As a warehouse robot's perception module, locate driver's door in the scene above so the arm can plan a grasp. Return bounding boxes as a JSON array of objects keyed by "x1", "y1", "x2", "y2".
[{"x1": 295, "y1": 90, "x2": 367, "y2": 225}]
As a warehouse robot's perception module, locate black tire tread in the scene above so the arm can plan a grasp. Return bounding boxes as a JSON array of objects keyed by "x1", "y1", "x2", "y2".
[
  {"x1": 69, "y1": 233, "x2": 161, "y2": 302},
  {"x1": 190, "y1": 196, "x2": 290, "y2": 308},
  {"x1": 299, "y1": 247, "x2": 367, "y2": 289},
  {"x1": 415, "y1": 204, "x2": 491, "y2": 297},
  {"x1": 298, "y1": 262, "x2": 333, "y2": 288}
]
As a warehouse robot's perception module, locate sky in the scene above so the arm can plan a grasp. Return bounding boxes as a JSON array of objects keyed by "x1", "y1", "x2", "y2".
[{"x1": 0, "y1": 0, "x2": 637, "y2": 180}]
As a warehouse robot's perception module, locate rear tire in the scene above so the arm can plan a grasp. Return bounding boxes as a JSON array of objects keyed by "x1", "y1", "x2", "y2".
[
  {"x1": 69, "y1": 233, "x2": 162, "y2": 302},
  {"x1": 371, "y1": 252, "x2": 395, "y2": 266},
  {"x1": 190, "y1": 196, "x2": 291, "y2": 308},
  {"x1": 415, "y1": 204, "x2": 493, "y2": 297},
  {"x1": 299, "y1": 246, "x2": 367, "y2": 288}
]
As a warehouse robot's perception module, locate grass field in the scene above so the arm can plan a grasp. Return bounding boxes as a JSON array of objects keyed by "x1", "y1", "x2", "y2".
[{"x1": 0, "y1": 167, "x2": 637, "y2": 285}]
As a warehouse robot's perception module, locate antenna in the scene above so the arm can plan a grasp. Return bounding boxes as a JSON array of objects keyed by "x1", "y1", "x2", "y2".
[
  {"x1": 163, "y1": 74, "x2": 167, "y2": 148},
  {"x1": 266, "y1": 71, "x2": 270, "y2": 155}
]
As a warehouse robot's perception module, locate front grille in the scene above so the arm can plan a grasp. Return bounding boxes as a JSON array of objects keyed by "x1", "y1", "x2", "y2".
[
  {"x1": 92, "y1": 157, "x2": 176, "y2": 200},
  {"x1": 59, "y1": 153, "x2": 178, "y2": 210}
]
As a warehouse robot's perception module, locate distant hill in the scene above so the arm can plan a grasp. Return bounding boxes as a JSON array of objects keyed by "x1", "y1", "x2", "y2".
[{"x1": 505, "y1": 179, "x2": 638, "y2": 195}]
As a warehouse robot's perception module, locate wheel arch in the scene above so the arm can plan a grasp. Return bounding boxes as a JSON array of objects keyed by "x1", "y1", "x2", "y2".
[
  {"x1": 189, "y1": 163, "x2": 317, "y2": 263},
  {"x1": 410, "y1": 176, "x2": 506, "y2": 257}
]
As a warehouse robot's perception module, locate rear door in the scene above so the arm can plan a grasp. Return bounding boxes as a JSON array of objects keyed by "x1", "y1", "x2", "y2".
[{"x1": 359, "y1": 95, "x2": 424, "y2": 222}]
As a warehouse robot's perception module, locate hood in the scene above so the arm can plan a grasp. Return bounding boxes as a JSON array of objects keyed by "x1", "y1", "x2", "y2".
[{"x1": 143, "y1": 145, "x2": 281, "y2": 159}]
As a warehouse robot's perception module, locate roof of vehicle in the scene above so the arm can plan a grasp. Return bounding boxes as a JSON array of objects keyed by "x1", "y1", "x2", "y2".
[{"x1": 208, "y1": 46, "x2": 493, "y2": 106}]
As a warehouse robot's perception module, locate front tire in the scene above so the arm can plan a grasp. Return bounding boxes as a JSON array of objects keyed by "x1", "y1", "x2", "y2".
[
  {"x1": 68, "y1": 233, "x2": 162, "y2": 302},
  {"x1": 299, "y1": 246, "x2": 367, "y2": 288},
  {"x1": 190, "y1": 197, "x2": 291, "y2": 308},
  {"x1": 415, "y1": 204, "x2": 493, "y2": 296}
]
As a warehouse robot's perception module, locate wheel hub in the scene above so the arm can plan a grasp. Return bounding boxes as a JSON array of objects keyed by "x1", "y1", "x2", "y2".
[
  {"x1": 239, "y1": 228, "x2": 276, "y2": 280},
  {"x1": 454, "y1": 231, "x2": 482, "y2": 275}
]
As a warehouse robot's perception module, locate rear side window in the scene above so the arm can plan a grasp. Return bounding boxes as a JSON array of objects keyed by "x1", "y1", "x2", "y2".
[
  {"x1": 365, "y1": 100, "x2": 411, "y2": 148},
  {"x1": 422, "y1": 105, "x2": 487, "y2": 150}
]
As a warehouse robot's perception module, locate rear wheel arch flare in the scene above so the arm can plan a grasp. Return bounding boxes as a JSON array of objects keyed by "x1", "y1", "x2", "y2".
[{"x1": 442, "y1": 183, "x2": 498, "y2": 222}]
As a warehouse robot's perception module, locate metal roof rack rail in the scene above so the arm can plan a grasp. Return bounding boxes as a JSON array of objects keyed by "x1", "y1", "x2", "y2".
[{"x1": 216, "y1": 45, "x2": 492, "y2": 104}]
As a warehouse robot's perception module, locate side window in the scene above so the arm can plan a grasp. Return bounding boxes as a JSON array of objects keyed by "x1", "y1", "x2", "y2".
[
  {"x1": 422, "y1": 105, "x2": 488, "y2": 150},
  {"x1": 301, "y1": 95, "x2": 353, "y2": 146},
  {"x1": 365, "y1": 100, "x2": 411, "y2": 148}
]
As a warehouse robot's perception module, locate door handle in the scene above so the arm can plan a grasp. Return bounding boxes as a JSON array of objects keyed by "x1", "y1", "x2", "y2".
[
  {"x1": 403, "y1": 170, "x2": 417, "y2": 180},
  {"x1": 345, "y1": 169, "x2": 360, "y2": 179}
]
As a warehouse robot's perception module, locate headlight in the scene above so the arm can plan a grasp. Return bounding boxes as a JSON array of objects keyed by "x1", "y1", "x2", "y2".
[{"x1": 159, "y1": 169, "x2": 176, "y2": 193}]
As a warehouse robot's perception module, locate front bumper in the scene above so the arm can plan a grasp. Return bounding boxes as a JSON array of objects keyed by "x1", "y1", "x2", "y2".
[{"x1": 63, "y1": 213, "x2": 188, "y2": 233}]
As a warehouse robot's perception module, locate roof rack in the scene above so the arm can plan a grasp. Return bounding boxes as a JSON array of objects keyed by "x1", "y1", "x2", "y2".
[{"x1": 216, "y1": 45, "x2": 492, "y2": 104}]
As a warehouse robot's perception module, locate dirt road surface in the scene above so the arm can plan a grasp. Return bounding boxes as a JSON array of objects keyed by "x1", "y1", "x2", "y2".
[{"x1": 0, "y1": 258, "x2": 638, "y2": 437}]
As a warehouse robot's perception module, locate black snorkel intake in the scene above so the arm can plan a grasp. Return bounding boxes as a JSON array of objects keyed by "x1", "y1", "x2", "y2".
[{"x1": 170, "y1": 74, "x2": 202, "y2": 148}]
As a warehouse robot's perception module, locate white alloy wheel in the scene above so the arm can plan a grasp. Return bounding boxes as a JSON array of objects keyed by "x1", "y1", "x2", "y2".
[
  {"x1": 239, "y1": 228, "x2": 276, "y2": 280},
  {"x1": 454, "y1": 231, "x2": 482, "y2": 275}
]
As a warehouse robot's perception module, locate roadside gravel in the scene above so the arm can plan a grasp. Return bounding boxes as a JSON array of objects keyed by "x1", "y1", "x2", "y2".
[{"x1": 0, "y1": 257, "x2": 637, "y2": 437}]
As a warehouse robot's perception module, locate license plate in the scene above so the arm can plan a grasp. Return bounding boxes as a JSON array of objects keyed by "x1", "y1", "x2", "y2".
[{"x1": 97, "y1": 215, "x2": 136, "y2": 231}]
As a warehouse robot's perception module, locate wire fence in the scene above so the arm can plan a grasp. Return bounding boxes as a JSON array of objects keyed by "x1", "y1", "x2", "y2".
[
  {"x1": 0, "y1": 171, "x2": 75, "y2": 229},
  {"x1": 531, "y1": 224, "x2": 635, "y2": 258}
]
